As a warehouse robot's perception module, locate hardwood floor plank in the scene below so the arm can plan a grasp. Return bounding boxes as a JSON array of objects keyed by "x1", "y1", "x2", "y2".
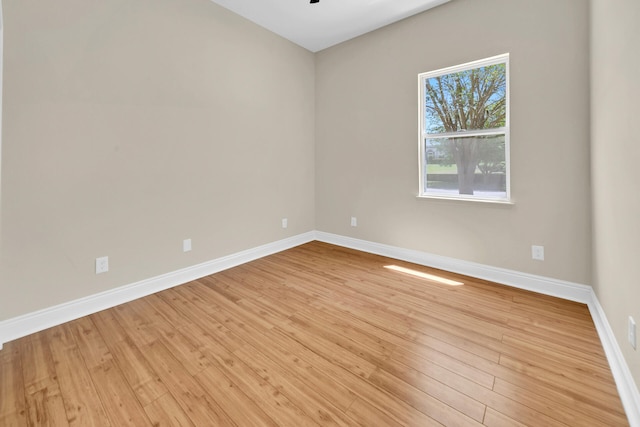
[
  {"x1": 195, "y1": 363, "x2": 279, "y2": 427},
  {"x1": 500, "y1": 330, "x2": 610, "y2": 369},
  {"x1": 250, "y1": 332, "x2": 443, "y2": 427},
  {"x1": 88, "y1": 360, "x2": 152, "y2": 426},
  {"x1": 200, "y1": 274, "x2": 263, "y2": 303},
  {"x1": 406, "y1": 327, "x2": 501, "y2": 364},
  {"x1": 90, "y1": 309, "x2": 129, "y2": 345},
  {"x1": 236, "y1": 297, "x2": 293, "y2": 327},
  {"x1": 309, "y1": 296, "x2": 412, "y2": 337},
  {"x1": 19, "y1": 332, "x2": 61, "y2": 396},
  {"x1": 108, "y1": 336, "x2": 168, "y2": 407},
  {"x1": 111, "y1": 303, "x2": 160, "y2": 346},
  {"x1": 20, "y1": 333, "x2": 71, "y2": 426},
  {"x1": 384, "y1": 344, "x2": 572, "y2": 427},
  {"x1": 47, "y1": 324, "x2": 111, "y2": 426},
  {"x1": 210, "y1": 320, "x2": 358, "y2": 413},
  {"x1": 286, "y1": 313, "x2": 387, "y2": 369},
  {"x1": 156, "y1": 328, "x2": 212, "y2": 376},
  {"x1": 344, "y1": 398, "x2": 406, "y2": 427},
  {"x1": 401, "y1": 295, "x2": 507, "y2": 342},
  {"x1": 498, "y1": 336, "x2": 617, "y2": 387},
  {"x1": 127, "y1": 298, "x2": 178, "y2": 338},
  {"x1": 403, "y1": 307, "x2": 505, "y2": 354},
  {"x1": 393, "y1": 344, "x2": 495, "y2": 390},
  {"x1": 492, "y1": 377, "x2": 624, "y2": 427},
  {"x1": 24, "y1": 387, "x2": 68, "y2": 427},
  {"x1": 155, "y1": 288, "x2": 245, "y2": 354},
  {"x1": 345, "y1": 382, "x2": 443, "y2": 427},
  {"x1": 0, "y1": 241, "x2": 629, "y2": 427},
  {"x1": 143, "y1": 393, "x2": 195, "y2": 427},
  {"x1": 232, "y1": 345, "x2": 356, "y2": 427},
  {"x1": 375, "y1": 356, "x2": 487, "y2": 422},
  {"x1": 141, "y1": 340, "x2": 236, "y2": 426},
  {"x1": 0, "y1": 342, "x2": 28, "y2": 427},
  {"x1": 498, "y1": 354, "x2": 624, "y2": 408},
  {"x1": 368, "y1": 367, "x2": 484, "y2": 426},
  {"x1": 259, "y1": 285, "x2": 318, "y2": 315},
  {"x1": 144, "y1": 294, "x2": 192, "y2": 330},
  {"x1": 154, "y1": 287, "x2": 219, "y2": 325},
  {"x1": 198, "y1": 342, "x2": 321, "y2": 427},
  {"x1": 483, "y1": 407, "x2": 528, "y2": 427},
  {"x1": 276, "y1": 320, "x2": 377, "y2": 379},
  {"x1": 485, "y1": 362, "x2": 626, "y2": 425},
  {"x1": 71, "y1": 316, "x2": 112, "y2": 370},
  {"x1": 192, "y1": 280, "x2": 278, "y2": 331},
  {"x1": 291, "y1": 309, "x2": 396, "y2": 360}
]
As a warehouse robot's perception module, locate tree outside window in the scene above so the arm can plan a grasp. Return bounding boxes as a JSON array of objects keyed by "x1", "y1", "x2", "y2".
[{"x1": 419, "y1": 54, "x2": 510, "y2": 201}]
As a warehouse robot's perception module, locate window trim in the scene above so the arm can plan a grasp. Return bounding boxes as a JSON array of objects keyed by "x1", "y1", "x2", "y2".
[{"x1": 418, "y1": 53, "x2": 511, "y2": 203}]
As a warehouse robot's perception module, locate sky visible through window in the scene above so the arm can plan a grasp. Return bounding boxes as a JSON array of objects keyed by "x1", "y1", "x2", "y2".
[{"x1": 420, "y1": 56, "x2": 509, "y2": 200}]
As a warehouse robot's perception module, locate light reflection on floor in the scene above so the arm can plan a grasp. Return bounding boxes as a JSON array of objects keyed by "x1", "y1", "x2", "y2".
[{"x1": 384, "y1": 265, "x2": 464, "y2": 286}]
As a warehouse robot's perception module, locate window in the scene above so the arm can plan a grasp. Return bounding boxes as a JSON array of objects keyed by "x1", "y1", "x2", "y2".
[{"x1": 418, "y1": 54, "x2": 510, "y2": 202}]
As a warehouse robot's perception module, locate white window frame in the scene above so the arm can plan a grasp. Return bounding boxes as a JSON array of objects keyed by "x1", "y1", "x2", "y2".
[{"x1": 418, "y1": 53, "x2": 511, "y2": 203}]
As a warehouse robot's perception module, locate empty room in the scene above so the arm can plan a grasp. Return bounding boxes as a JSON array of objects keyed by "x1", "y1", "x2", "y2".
[{"x1": 1, "y1": 0, "x2": 639, "y2": 425}]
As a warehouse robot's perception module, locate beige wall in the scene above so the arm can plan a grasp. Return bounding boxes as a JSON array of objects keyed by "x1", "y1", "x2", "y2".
[
  {"x1": 0, "y1": 0, "x2": 316, "y2": 320},
  {"x1": 591, "y1": 0, "x2": 640, "y2": 386},
  {"x1": 5, "y1": 0, "x2": 635, "y2": 388},
  {"x1": 315, "y1": 0, "x2": 592, "y2": 284}
]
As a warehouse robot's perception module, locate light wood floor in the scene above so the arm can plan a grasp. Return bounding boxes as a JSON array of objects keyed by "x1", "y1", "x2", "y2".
[{"x1": 0, "y1": 241, "x2": 629, "y2": 426}]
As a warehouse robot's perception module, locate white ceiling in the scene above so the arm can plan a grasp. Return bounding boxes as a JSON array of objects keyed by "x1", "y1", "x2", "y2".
[{"x1": 209, "y1": 0, "x2": 451, "y2": 52}]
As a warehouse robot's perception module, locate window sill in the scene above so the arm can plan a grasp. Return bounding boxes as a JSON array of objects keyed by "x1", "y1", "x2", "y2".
[{"x1": 416, "y1": 194, "x2": 515, "y2": 205}]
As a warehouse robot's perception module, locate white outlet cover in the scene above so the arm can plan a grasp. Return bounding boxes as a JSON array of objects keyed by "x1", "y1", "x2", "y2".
[
  {"x1": 282, "y1": 218, "x2": 288, "y2": 229},
  {"x1": 629, "y1": 316, "x2": 637, "y2": 349},
  {"x1": 351, "y1": 217, "x2": 357, "y2": 227},
  {"x1": 531, "y1": 245, "x2": 544, "y2": 261},
  {"x1": 95, "y1": 256, "x2": 109, "y2": 274},
  {"x1": 183, "y1": 239, "x2": 192, "y2": 252}
]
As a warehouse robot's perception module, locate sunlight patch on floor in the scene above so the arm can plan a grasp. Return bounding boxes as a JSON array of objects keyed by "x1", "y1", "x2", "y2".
[{"x1": 384, "y1": 265, "x2": 464, "y2": 286}]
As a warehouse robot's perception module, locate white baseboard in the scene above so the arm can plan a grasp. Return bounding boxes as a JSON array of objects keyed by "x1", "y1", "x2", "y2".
[
  {"x1": 588, "y1": 290, "x2": 640, "y2": 427},
  {"x1": 0, "y1": 231, "x2": 316, "y2": 349},
  {"x1": 315, "y1": 231, "x2": 592, "y2": 303},
  {"x1": 0, "y1": 230, "x2": 637, "y2": 425},
  {"x1": 315, "y1": 231, "x2": 639, "y2": 427}
]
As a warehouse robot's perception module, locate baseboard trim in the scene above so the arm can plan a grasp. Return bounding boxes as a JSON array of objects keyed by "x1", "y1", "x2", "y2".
[
  {"x1": 1, "y1": 230, "x2": 637, "y2": 425},
  {"x1": 315, "y1": 231, "x2": 592, "y2": 303},
  {"x1": 315, "y1": 231, "x2": 639, "y2": 426},
  {"x1": 588, "y1": 290, "x2": 640, "y2": 427},
  {"x1": 0, "y1": 231, "x2": 316, "y2": 349}
]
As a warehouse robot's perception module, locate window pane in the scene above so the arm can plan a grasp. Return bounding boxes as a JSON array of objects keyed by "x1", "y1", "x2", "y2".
[
  {"x1": 424, "y1": 134, "x2": 506, "y2": 199},
  {"x1": 423, "y1": 63, "x2": 506, "y2": 134}
]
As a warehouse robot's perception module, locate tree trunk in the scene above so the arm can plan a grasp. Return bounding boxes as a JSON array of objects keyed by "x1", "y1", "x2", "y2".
[{"x1": 451, "y1": 137, "x2": 479, "y2": 195}]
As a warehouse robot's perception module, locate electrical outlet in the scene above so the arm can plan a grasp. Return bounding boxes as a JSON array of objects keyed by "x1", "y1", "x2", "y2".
[
  {"x1": 183, "y1": 239, "x2": 192, "y2": 252},
  {"x1": 531, "y1": 245, "x2": 544, "y2": 261},
  {"x1": 629, "y1": 316, "x2": 637, "y2": 350},
  {"x1": 95, "y1": 256, "x2": 109, "y2": 274},
  {"x1": 351, "y1": 217, "x2": 357, "y2": 227},
  {"x1": 282, "y1": 218, "x2": 288, "y2": 229}
]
